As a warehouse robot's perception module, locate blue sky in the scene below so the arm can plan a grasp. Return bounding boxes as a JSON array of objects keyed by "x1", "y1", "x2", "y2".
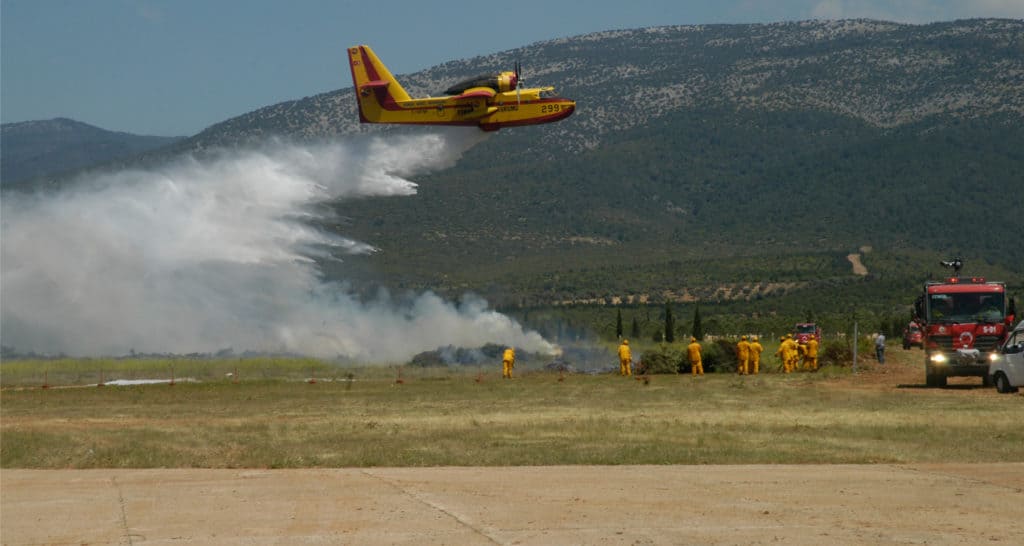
[{"x1": 3, "y1": 0, "x2": 1022, "y2": 136}]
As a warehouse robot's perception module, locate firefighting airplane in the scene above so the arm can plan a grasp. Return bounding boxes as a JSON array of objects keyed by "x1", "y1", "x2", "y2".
[{"x1": 347, "y1": 45, "x2": 575, "y2": 131}]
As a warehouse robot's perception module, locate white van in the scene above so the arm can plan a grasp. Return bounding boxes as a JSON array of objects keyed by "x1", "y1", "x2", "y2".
[{"x1": 990, "y1": 321, "x2": 1024, "y2": 393}]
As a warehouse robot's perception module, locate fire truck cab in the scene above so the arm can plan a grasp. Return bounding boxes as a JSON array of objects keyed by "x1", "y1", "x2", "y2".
[
  {"x1": 914, "y1": 275, "x2": 1015, "y2": 387},
  {"x1": 793, "y1": 323, "x2": 822, "y2": 344}
]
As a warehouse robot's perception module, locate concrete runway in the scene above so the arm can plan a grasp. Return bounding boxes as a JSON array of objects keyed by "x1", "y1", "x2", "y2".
[{"x1": 3, "y1": 464, "x2": 1023, "y2": 545}]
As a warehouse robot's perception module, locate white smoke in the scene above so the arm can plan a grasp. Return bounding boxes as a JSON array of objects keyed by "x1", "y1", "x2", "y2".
[{"x1": 0, "y1": 129, "x2": 556, "y2": 361}]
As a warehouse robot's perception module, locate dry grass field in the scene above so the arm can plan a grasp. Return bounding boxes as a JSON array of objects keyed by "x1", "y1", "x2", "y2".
[{"x1": 3, "y1": 348, "x2": 1022, "y2": 469}]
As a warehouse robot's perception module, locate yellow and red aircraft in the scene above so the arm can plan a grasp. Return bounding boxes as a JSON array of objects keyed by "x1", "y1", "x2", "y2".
[{"x1": 347, "y1": 45, "x2": 575, "y2": 131}]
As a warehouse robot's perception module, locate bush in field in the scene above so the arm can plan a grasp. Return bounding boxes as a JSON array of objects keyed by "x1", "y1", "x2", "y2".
[
  {"x1": 409, "y1": 351, "x2": 448, "y2": 367},
  {"x1": 820, "y1": 339, "x2": 852, "y2": 367},
  {"x1": 408, "y1": 343, "x2": 508, "y2": 367},
  {"x1": 639, "y1": 344, "x2": 684, "y2": 374},
  {"x1": 700, "y1": 339, "x2": 737, "y2": 373}
]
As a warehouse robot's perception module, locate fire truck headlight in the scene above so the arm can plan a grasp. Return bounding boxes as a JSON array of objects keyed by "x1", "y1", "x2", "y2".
[
  {"x1": 989, "y1": 353, "x2": 1000, "y2": 363},
  {"x1": 930, "y1": 353, "x2": 948, "y2": 364}
]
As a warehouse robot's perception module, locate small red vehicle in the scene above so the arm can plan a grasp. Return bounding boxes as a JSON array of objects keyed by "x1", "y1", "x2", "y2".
[
  {"x1": 902, "y1": 322, "x2": 924, "y2": 349},
  {"x1": 793, "y1": 323, "x2": 822, "y2": 344}
]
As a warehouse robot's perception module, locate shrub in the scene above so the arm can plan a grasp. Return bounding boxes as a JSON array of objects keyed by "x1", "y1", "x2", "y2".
[
  {"x1": 700, "y1": 339, "x2": 737, "y2": 373},
  {"x1": 409, "y1": 351, "x2": 447, "y2": 367},
  {"x1": 820, "y1": 339, "x2": 852, "y2": 367},
  {"x1": 639, "y1": 344, "x2": 684, "y2": 374}
]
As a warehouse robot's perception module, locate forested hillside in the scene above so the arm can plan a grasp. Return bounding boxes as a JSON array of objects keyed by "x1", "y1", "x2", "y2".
[
  {"x1": 8, "y1": 20, "x2": 1022, "y2": 337},
  {"x1": 326, "y1": 107, "x2": 1022, "y2": 304}
]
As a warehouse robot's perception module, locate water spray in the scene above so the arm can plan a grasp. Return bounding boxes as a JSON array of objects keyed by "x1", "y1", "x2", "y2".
[{"x1": 1, "y1": 130, "x2": 557, "y2": 361}]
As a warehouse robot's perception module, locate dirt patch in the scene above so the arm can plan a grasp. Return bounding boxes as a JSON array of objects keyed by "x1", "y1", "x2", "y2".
[
  {"x1": 847, "y1": 252, "x2": 869, "y2": 276},
  {"x1": 4, "y1": 465, "x2": 1022, "y2": 545}
]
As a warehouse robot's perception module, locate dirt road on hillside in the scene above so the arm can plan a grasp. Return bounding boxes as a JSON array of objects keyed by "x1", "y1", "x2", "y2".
[
  {"x1": 4, "y1": 464, "x2": 1023, "y2": 545},
  {"x1": 847, "y1": 253, "x2": 868, "y2": 276}
]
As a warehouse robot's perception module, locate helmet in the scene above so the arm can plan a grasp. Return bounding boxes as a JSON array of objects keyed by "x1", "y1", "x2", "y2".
[
  {"x1": 786, "y1": 333, "x2": 793, "y2": 338},
  {"x1": 741, "y1": 335, "x2": 747, "y2": 341},
  {"x1": 779, "y1": 336, "x2": 785, "y2": 341},
  {"x1": 690, "y1": 336, "x2": 697, "y2": 342},
  {"x1": 623, "y1": 339, "x2": 629, "y2": 345},
  {"x1": 752, "y1": 336, "x2": 758, "y2": 341}
]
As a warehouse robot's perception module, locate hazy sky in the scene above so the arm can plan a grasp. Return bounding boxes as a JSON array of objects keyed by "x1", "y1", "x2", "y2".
[{"x1": 3, "y1": 0, "x2": 1022, "y2": 136}]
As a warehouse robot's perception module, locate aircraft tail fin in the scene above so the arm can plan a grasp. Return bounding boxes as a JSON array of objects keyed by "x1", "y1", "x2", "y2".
[{"x1": 347, "y1": 45, "x2": 411, "y2": 122}]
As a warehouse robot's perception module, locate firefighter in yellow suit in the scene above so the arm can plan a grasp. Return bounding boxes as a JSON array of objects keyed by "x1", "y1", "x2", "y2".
[
  {"x1": 784, "y1": 334, "x2": 800, "y2": 372},
  {"x1": 776, "y1": 335, "x2": 799, "y2": 373},
  {"x1": 617, "y1": 339, "x2": 632, "y2": 376},
  {"x1": 502, "y1": 347, "x2": 515, "y2": 379},
  {"x1": 775, "y1": 336, "x2": 789, "y2": 373},
  {"x1": 786, "y1": 333, "x2": 802, "y2": 372},
  {"x1": 687, "y1": 337, "x2": 704, "y2": 375},
  {"x1": 805, "y1": 337, "x2": 819, "y2": 371},
  {"x1": 736, "y1": 336, "x2": 751, "y2": 375},
  {"x1": 749, "y1": 336, "x2": 764, "y2": 374}
]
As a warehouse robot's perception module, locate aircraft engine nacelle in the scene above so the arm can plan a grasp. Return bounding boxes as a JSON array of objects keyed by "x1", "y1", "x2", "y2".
[
  {"x1": 495, "y1": 71, "x2": 517, "y2": 92},
  {"x1": 444, "y1": 71, "x2": 518, "y2": 95}
]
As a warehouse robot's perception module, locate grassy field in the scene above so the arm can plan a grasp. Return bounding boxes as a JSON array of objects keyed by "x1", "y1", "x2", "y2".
[{"x1": 2, "y1": 350, "x2": 1023, "y2": 469}]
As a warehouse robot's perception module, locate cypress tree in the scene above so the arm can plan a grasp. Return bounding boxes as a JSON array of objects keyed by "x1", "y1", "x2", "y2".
[
  {"x1": 631, "y1": 316, "x2": 641, "y2": 338},
  {"x1": 616, "y1": 309, "x2": 623, "y2": 339},
  {"x1": 664, "y1": 303, "x2": 675, "y2": 343},
  {"x1": 693, "y1": 305, "x2": 704, "y2": 341}
]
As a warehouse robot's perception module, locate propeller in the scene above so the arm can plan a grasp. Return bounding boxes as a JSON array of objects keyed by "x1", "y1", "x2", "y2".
[{"x1": 515, "y1": 61, "x2": 522, "y2": 106}]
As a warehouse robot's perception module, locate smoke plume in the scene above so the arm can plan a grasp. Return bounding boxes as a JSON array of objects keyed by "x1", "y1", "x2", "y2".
[{"x1": 1, "y1": 130, "x2": 555, "y2": 361}]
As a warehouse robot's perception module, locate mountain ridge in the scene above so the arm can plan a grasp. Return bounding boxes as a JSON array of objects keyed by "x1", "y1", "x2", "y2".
[
  {"x1": 176, "y1": 18, "x2": 1024, "y2": 152},
  {"x1": 1, "y1": 118, "x2": 183, "y2": 185}
]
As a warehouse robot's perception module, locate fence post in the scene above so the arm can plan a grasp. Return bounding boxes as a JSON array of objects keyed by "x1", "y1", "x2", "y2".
[{"x1": 852, "y1": 321, "x2": 859, "y2": 374}]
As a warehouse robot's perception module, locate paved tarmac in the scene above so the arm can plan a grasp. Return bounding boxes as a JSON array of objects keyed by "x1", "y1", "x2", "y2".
[{"x1": 3, "y1": 464, "x2": 1023, "y2": 545}]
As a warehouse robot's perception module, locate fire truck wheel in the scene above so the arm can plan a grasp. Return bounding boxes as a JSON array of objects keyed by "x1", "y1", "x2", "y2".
[{"x1": 926, "y1": 370, "x2": 946, "y2": 388}]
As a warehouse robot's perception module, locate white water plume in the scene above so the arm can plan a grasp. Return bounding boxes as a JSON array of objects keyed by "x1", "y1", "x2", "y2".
[{"x1": 1, "y1": 129, "x2": 556, "y2": 361}]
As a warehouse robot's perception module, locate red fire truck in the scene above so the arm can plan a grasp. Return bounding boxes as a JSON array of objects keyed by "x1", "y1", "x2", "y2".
[
  {"x1": 914, "y1": 260, "x2": 1016, "y2": 387},
  {"x1": 793, "y1": 323, "x2": 822, "y2": 344}
]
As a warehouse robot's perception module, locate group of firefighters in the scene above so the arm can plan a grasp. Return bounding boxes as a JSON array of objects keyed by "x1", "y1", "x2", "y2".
[
  {"x1": 616, "y1": 337, "x2": 707, "y2": 376},
  {"x1": 775, "y1": 333, "x2": 820, "y2": 373},
  {"x1": 500, "y1": 332, "x2": 820, "y2": 378},
  {"x1": 613, "y1": 333, "x2": 819, "y2": 376}
]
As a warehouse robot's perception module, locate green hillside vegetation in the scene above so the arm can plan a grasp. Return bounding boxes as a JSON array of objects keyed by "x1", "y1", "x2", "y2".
[{"x1": 327, "y1": 108, "x2": 1023, "y2": 336}]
